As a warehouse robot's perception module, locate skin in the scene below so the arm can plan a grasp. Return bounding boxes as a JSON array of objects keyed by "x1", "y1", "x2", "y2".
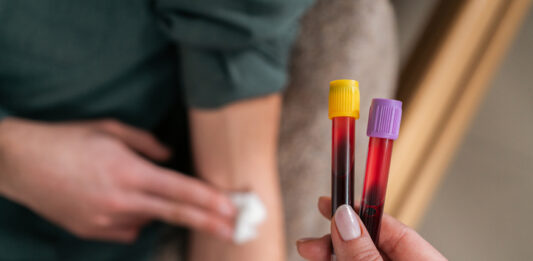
[
  {"x1": 188, "y1": 94, "x2": 285, "y2": 261},
  {"x1": 0, "y1": 117, "x2": 237, "y2": 243},
  {"x1": 296, "y1": 197, "x2": 447, "y2": 261}
]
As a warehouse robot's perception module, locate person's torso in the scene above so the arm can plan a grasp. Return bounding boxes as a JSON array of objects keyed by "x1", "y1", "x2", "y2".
[
  {"x1": 0, "y1": 0, "x2": 179, "y2": 129},
  {"x1": 0, "y1": 1, "x2": 182, "y2": 260}
]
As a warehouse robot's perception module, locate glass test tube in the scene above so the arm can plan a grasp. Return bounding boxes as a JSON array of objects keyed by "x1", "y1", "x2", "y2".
[
  {"x1": 331, "y1": 116, "x2": 355, "y2": 213},
  {"x1": 328, "y1": 79, "x2": 360, "y2": 260},
  {"x1": 359, "y1": 98, "x2": 402, "y2": 244}
]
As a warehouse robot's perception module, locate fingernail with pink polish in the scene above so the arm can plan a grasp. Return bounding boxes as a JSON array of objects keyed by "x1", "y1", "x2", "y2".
[{"x1": 334, "y1": 204, "x2": 361, "y2": 241}]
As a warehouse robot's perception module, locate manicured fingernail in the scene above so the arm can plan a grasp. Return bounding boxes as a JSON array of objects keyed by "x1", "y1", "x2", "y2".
[{"x1": 334, "y1": 204, "x2": 361, "y2": 241}]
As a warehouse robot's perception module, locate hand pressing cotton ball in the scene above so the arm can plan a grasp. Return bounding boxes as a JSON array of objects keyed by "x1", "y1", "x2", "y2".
[{"x1": 230, "y1": 192, "x2": 267, "y2": 244}]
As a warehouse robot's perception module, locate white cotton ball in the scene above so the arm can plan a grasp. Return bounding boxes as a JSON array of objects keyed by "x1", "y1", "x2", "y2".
[{"x1": 230, "y1": 192, "x2": 267, "y2": 244}]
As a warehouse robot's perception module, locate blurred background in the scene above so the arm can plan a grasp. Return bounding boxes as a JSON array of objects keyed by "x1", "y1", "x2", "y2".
[{"x1": 394, "y1": 0, "x2": 533, "y2": 260}]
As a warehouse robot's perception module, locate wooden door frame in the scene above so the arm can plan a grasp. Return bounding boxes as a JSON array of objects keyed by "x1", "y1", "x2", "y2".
[{"x1": 386, "y1": 0, "x2": 532, "y2": 227}]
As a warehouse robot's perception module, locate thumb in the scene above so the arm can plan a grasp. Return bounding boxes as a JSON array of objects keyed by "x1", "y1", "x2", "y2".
[
  {"x1": 331, "y1": 205, "x2": 383, "y2": 261},
  {"x1": 94, "y1": 119, "x2": 171, "y2": 161}
]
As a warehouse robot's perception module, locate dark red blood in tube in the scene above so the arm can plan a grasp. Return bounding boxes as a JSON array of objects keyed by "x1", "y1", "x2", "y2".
[
  {"x1": 331, "y1": 116, "x2": 355, "y2": 215},
  {"x1": 360, "y1": 137, "x2": 394, "y2": 244}
]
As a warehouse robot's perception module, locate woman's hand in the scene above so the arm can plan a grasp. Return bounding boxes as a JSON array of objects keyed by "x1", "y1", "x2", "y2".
[
  {"x1": 297, "y1": 197, "x2": 446, "y2": 261},
  {"x1": 0, "y1": 118, "x2": 236, "y2": 243}
]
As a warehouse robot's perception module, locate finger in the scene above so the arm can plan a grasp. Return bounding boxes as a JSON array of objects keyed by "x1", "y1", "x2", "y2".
[
  {"x1": 111, "y1": 213, "x2": 151, "y2": 229},
  {"x1": 331, "y1": 205, "x2": 383, "y2": 261},
  {"x1": 318, "y1": 196, "x2": 332, "y2": 220},
  {"x1": 97, "y1": 228, "x2": 140, "y2": 243},
  {"x1": 322, "y1": 197, "x2": 446, "y2": 260},
  {"x1": 377, "y1": 215, "x2": 446, "y2": 260},
  {"x1": 296, "y1": 235, "x2": 331, "y2": 261},
  {"x1": 318, "y1": 196, "x2": 360, "y2": 220},
  {"x1": 95, "y1": 119, "x2": 171, "y2": 161},
  {"x1": 129, "y1": 193, "x2": 234, "y2": 241},
  {"x1": 140, "y1": 167, "x2": 236, "y2": 218}
]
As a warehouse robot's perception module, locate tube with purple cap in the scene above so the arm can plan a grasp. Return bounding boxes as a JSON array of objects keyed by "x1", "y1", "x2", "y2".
[{"x1": 359, "y1": 98, "x2": 402, "y2": 244}]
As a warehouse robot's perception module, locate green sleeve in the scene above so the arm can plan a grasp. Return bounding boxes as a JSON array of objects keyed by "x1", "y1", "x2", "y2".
[{"x1": 155, "y1": 0, "x2": 313, "y2": 108}]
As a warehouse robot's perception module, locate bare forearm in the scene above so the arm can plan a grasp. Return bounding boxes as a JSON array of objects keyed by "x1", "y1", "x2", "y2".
[{"x1": 188, "y1": 94, "x2": 285, "y2": 261}]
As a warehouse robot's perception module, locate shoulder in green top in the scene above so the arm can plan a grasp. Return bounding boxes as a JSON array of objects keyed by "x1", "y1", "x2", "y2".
[{"x1": 0, "y1": 0, "x2": 313, "y2": 260}]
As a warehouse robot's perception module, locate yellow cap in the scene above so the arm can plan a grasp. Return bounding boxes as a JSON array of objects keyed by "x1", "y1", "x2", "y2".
[{"x1": 328, "y1": 79, "x2": 360, "y2": 119}]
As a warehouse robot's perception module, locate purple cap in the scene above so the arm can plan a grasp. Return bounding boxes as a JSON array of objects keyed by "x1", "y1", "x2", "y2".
[{"x1": 367, "y1": 98, "x2": 403, "y2": 140}]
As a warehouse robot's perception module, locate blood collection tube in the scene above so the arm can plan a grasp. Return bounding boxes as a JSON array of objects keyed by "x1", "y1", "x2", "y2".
[
  {"x1": 329, "y1": 79, "x2": 360, "y2": 215},
  {"x1": 328, "y1": 79, "x2": 360, "y2": 259},
  {"x1": 359, "y1": 98, "x2": 402, "y2": 244}
]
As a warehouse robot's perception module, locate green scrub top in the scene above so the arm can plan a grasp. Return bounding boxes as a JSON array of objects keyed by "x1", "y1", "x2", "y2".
[{"x1": 0, "y1": 0, "x2": 312, "y2": 260}]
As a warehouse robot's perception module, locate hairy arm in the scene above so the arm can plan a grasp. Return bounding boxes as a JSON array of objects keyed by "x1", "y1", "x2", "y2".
[{"x1": 188, "y1": 94, "x2": 285, "y2": 261}]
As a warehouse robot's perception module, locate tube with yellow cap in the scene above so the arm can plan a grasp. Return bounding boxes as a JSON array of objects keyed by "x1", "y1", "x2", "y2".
[{"x1": 329, "y1": 79, "x2": 360, "y2": 222}]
